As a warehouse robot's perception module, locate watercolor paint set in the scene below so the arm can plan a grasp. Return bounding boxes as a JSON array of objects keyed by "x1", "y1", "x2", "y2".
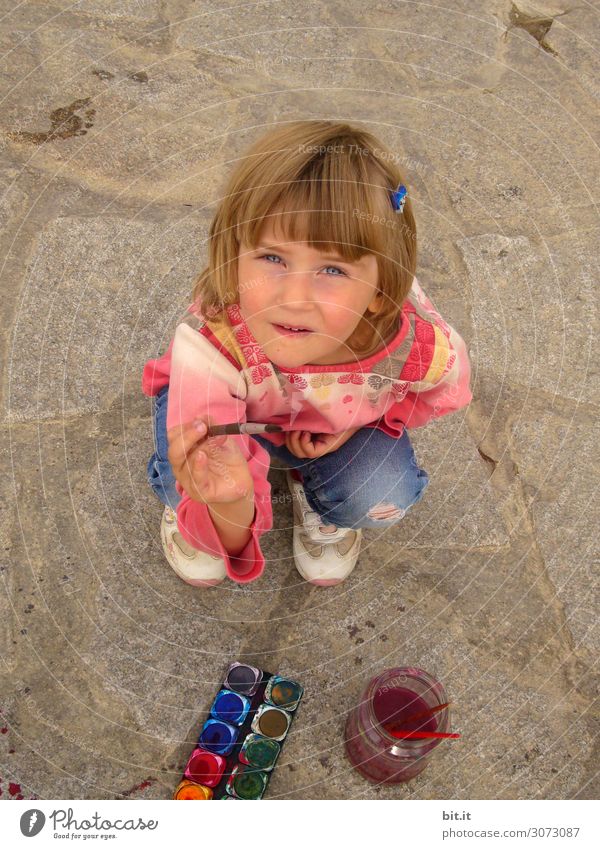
[{"x1": 173, "y1": 661, "x2": 303, "y2": 800}]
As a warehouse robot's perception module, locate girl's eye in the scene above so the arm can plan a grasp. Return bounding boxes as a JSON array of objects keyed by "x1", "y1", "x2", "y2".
[
  {"x1": 258, "y1": 254, "x2": 347, "y2": 277},
  {"x1": 260, "y1": 253, "x2": 282, "y2": 264}
]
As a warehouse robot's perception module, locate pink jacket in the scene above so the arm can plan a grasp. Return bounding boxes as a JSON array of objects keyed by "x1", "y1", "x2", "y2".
[{"x1": 142, "y1": 277, "x2": 472, "y2": 583}]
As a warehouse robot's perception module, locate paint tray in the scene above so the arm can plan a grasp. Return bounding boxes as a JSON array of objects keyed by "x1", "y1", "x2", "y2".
[{"x1": 173, "y1": 661, "x2": 303, "y2": 800}]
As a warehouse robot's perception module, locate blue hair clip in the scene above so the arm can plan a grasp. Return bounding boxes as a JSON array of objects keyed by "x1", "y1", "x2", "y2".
[{"x1": 390, "y1": 184, "x2": 407, "y2": 213}]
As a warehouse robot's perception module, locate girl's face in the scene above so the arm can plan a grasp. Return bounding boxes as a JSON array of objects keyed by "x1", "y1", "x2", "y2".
[{"x1": 237, "y1": 221, "x2": 382, "y2": 368}]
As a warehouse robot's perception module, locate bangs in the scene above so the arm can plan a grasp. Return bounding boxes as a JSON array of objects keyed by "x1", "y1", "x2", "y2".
[{"x1": 234, "y1": 146, "x2": 395, "y2": 262}]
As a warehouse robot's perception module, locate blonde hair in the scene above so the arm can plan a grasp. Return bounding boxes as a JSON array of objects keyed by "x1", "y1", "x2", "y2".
[{"x1": 192, "y1": 120, "x2": 417, "y2": 358}]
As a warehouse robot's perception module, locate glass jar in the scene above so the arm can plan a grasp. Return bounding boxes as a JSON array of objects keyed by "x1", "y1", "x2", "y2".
[{"x1": 344, "y1": 666, "x2": 451, "y2": 784}]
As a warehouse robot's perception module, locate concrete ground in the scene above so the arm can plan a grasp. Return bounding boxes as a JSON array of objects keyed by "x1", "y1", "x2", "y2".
[{"x1": 0, "y1": 1, "x2": 598, "y2": 800}]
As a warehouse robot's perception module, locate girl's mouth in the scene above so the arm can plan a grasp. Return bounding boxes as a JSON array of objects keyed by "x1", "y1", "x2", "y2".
[{"x1": 272, "y1": 323, "x2": 314, "y2": 338}]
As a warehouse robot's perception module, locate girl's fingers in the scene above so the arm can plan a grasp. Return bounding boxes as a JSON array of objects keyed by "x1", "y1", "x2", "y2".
[
  {"x1": 303, "y1": 431, "x2": 320, "y2": 447},
  {"x1": 167, "y1": 419, "x2": 210, "y2": 467},
  {"x1": 292, "y1": 432, "x2": 309, "y2": 458},
  {"x1": 303, "y1": 441, "x2": 319, "y2": 458},
  {"x1": 301, "y1": 431, "x2": 321, "y2": 457}
]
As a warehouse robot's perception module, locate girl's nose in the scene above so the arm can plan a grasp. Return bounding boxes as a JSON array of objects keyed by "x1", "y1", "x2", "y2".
[{"x1": 276, "y1": 270, "x2": 315, "y2": 307}]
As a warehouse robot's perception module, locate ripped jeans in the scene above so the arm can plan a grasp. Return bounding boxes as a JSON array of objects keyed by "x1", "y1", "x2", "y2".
[{"x1": 146, "y1": 385, "x2": 429, "y2": 529}]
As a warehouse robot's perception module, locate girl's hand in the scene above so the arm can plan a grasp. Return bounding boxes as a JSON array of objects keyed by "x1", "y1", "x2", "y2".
[
  {"x1": 284, "y1": 426, "x2": 361, "y2": 459},
  {"x1": 167, "y1": 418, "x2": 254, "y2": 505}
]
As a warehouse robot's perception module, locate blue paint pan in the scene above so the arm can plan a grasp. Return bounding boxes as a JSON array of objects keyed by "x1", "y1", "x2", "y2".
[
  {"x1": 198, "y1": 718, "x2": 238, "y2": 755},
  {"x1": 210, "y1": 689, "x2": 250, "y2": 726}
]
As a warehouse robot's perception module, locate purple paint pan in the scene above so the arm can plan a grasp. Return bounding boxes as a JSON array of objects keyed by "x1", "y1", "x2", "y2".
[{"x1": 223, "y1": 662, "x2": 262, "y2": 696}]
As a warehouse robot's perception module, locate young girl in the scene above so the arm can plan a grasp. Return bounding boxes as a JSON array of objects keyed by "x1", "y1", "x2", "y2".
[{"x1": 142, "y1": 120, "x2": 472, "y2": 588}]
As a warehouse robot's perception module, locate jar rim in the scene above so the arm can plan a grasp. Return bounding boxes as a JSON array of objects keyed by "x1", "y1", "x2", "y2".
[{"x1": 364, "y1": 667, "x2": 450, "y2": 751}]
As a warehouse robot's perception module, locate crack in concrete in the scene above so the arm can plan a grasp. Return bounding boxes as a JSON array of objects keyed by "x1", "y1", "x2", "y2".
[
  {"x1": 477, "y1": 445, "x2": 498, "y2": 474},
  {"x1": 506, "y1": 2, "x2": 571, "y2": 56}
]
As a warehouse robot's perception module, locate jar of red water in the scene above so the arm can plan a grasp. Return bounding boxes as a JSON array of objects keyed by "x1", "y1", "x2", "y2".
[{"x1": 344, "y1": 667, "x2": 450, "y2": 784}]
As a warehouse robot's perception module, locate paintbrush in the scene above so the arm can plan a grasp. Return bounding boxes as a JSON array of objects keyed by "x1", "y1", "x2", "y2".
[
  {"x1": 387, "y1": 730, "x2": 461, "y2": 740},
  {"x1": 384, "y1": 701, "x2": 458, "y2": 740},
  {"x1": 205, "y1": 422, "x2": 284, "y2": 436},
  {"x1": 385, "y1": 701, "x2": 452, "y2": 732}
]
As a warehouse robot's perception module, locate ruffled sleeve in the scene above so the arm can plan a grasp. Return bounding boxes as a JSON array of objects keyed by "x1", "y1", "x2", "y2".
[
  {"x1": 380, "y1": 279, "x2": 472, "y2": 433},
  {"x1": 167, "y1": 322, "x2": 273, "y2": 584}
]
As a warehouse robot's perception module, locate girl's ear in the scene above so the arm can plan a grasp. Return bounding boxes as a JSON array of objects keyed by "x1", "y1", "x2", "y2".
[{"x1": 366, "y1": 290, "x2": 383, "y2": 314}]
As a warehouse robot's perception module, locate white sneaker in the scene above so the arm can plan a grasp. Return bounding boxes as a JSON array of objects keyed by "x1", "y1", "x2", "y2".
[
  {"x1": 160, "y1": 505, "x2": 226, "y2": 587},
  {"x1": 286, "y1": 470, "x2": 362, "y2": 586}
]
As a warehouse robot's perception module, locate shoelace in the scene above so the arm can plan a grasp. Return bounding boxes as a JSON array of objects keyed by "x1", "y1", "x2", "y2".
[{"x1": 294, "y1": 482, "x2": 352, "y2": 543}]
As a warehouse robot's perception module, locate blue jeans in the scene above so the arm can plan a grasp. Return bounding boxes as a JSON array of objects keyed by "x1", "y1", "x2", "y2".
[{"x1": 146, "y1": 385, "x2": 429, "y2": 528}]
